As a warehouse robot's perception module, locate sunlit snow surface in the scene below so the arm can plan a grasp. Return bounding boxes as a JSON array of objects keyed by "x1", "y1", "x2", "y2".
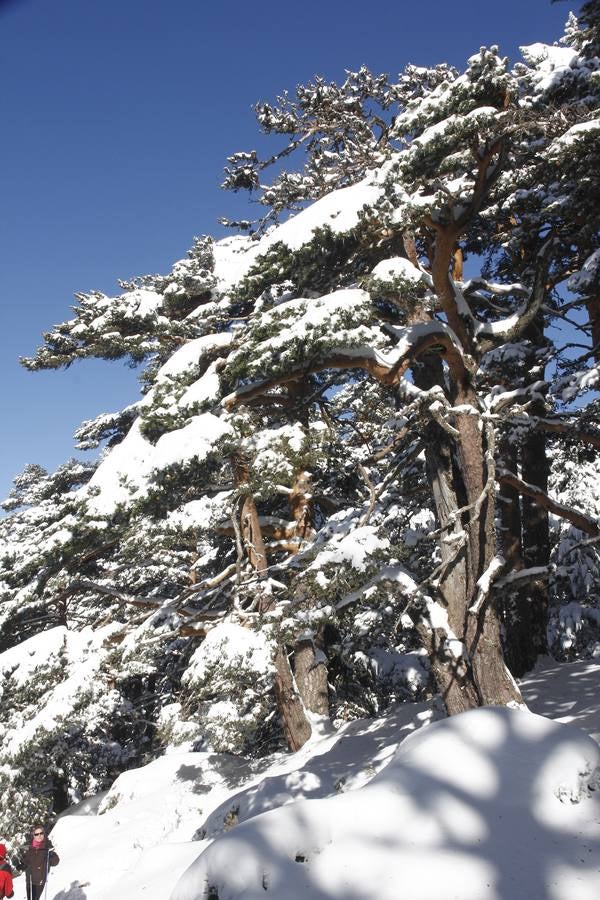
[{"x1": 10, "y1": 657, "x2": 599, "y2": 900}]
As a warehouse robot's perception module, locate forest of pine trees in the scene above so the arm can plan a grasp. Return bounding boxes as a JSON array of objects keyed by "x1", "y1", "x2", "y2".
[{"x1": 1, "y1": 0, "x2": 599, "y2": 850}]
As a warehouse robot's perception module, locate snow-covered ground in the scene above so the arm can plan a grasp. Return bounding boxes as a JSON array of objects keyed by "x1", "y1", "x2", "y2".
[{"x1": 11, "y1": 658, "x2": 600, "y2": 900}]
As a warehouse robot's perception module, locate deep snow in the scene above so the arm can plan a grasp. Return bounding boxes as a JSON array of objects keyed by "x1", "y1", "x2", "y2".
[{"x1": 7, "y1": 657, "x2": 599, "y2": 900}]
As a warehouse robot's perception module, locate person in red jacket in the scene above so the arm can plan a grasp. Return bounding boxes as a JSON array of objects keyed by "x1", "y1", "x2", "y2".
[
  {"x1": 0, "y1": 844, "x2": 14, "y2": 900},
  {"x1": 21, "y1": 826, "x2": 59, "y2": 900}
]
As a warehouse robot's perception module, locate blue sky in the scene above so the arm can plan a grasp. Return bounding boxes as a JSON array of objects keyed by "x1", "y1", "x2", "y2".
[{"x1": 0, "y1": 0, "x2": 572, "y2": 503}]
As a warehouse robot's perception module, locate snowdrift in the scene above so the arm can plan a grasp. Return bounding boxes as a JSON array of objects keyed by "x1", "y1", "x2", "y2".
[
  {"x1": 173, "y1": 706, "x2": 600, "y2": 900},
  {"x1": 11, "y1": 660, "x2": 600, "y2": 900}
]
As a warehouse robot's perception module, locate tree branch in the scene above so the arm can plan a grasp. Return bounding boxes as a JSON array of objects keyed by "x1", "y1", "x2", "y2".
[{"x1": 497, "y1": 469, "x2": 600, "y2": 536}]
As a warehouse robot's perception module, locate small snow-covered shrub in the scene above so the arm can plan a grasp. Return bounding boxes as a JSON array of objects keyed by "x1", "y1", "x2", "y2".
[{"x1": 181, "y1": 623, "x2": 277, "y2": 754}]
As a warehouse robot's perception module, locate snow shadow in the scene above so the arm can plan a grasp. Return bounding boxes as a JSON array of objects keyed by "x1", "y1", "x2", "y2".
[
  {"x1": 51, "y1": 882, "x2": 88, "y2": 900},
  {"x1": 195, "y1": 702, "x2": 432, "y2": 840},
  {"x1": 522, "y1": 657, "x2": 600, "y2": 742},
  {"x1": 174, "y1": 707, "x2": 600, "y2": 900},
  {"x1": 175, "y1": 752, "x2": 259, "y2": 795}
]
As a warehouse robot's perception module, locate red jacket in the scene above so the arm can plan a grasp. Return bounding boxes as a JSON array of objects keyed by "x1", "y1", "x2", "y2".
[{"x1": 0, "y1": 862, "x2": 14, "y2": 899}]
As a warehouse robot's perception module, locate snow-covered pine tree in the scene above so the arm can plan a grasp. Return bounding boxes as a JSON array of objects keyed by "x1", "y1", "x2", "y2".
[{"x1": 2, "y1": 1, "x2": 600, "y2": 841}]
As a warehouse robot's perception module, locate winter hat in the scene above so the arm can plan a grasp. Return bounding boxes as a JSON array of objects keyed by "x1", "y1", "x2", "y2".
[{"x1": 0, "y1": 844, "x2": 6, "y2": 859}]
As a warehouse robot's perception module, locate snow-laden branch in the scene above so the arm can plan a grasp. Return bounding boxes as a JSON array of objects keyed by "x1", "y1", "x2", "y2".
[
  {"x1": 223, "y1": 321, "x2": 470, "y2": 410},
  {"x1": 493, "y1": 566, "x2": 550, "y2": 591},
  {"x1": 484, "y1": 381, "x2": 547, "y2": 414}
]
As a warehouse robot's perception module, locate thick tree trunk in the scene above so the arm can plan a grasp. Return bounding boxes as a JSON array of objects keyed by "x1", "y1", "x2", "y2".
[
  {"x1": 293, "y1": 637, "x2": 329, "y2": 717},
  {"x1": 273, "y1": 645, "x2": 312, "y2": 751},
  {"x1": 497, "y1": 441, "x2": 529, "y2": 676},
  {"x1": 520, "y1": 425, "x2": 550, "y2": 669},
  {"x1": 412, "y1": 349, "x2": 523, "y2": 713}
]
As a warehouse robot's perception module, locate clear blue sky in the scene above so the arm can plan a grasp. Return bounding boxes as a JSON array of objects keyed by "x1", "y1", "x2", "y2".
[{"x1": 0, "y1": 0, "x2": 572, "y2": 503}]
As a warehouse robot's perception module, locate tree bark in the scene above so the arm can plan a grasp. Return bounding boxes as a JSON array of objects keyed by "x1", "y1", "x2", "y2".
[
  {"x1": 273, "y1": 645, "x2": 312, "y2": 751},
  {"x1": 520, "y1": 424, "x2": 550, "y2": 668},
  {"x1": 586, "y1": 295, "x2": 600, "y2": 361},
  {"x1": 293, "y1": 637, "x2": 329, "y2": 718},
  {"x1": 413, "y1": 241, "x2": 524, "y2": 712},
  {"x1": 233, "y1": 453, "x2": 313, "y2": 751},
  {"x1": 497, "y1": 441, "x2": 530, "y2": 677}
]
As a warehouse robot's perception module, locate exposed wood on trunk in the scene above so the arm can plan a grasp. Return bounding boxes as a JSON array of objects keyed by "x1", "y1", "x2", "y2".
[
  {"x1": 289, "y1": 470, "x2": 315, "y2": 544},
  {"x1": 452, "y1": 246, "x2": 464, "y2": 281}
]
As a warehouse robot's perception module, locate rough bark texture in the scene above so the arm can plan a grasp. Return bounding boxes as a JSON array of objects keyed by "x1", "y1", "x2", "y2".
[
  {"x1": 294, "y1": 638, "x2": 329, "y2": 717},
  {"x1": 273, "y1": 645, "x2": 312, "y2": 751},
  {"x1": 415, "y1": 221, "x2": 524, "y2": 713},
  {"x1": 233, "y1": 454, "x2": 313, "y2": 752},
  {"x1": 587, "y1": 295, "x2": 600, "y2": 361},
  {"x1": 520, "y1": 425, "x2": 550, "y2": 669},
  {"x1": 497, "y1": 442, "x2": 529, "y2": 677},
  {"x1": 413, "y1": 352, "x2": 523, "y2": 713}
]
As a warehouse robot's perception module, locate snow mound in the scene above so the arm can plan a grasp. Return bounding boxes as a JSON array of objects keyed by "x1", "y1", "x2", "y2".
[
  {"x1": 32, "y1": 700, "x2": 430, "y2": 900},
  {"x1": 172, "y1": 707, "x2": 600, "y2": 900}
]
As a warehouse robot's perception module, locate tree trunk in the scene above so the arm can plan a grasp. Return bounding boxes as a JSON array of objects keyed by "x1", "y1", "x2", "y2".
[
  {"x1": 412, "y1": 351, "x2": 523, "y2": 713},
  {"x1": 294, "y1": 637, "x2": 329, "y2": 717},
  {"x1": 586, "y1": 295, "x2": 600, "y2": 361},
  {"x1": 520, "y1": 425, "x2": 550, "y2": 669},
  {"x1": 273, "y1": 645, "x2": 312, "y2": 751},
  {"x1": 233, "y1": 454, "x2": 313, "y2": 751},
  {"x1": 497, "y1": 441, "x2": 529, "y2": 676}
]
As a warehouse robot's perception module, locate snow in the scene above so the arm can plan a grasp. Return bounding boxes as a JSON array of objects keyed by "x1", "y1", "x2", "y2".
[
  {"x1": 548, "y1": 118, "x2": 600, "y2": 156},
  {"x1": 521, "y1": 656, "x2": 600, "y2": 744},
  {"x1": 568, "y1": 249, "x2": 600, "y2": 294},
  {"x1": 212, "y1": 179, "x2": 382, "y2": 290},
  {"x1": 0, "y1": 625, "x2": 122, "y2": 757},
  {"x1": 520, "y1": 42, "x2": 579, "y2": 94},
  {"x1": 152, "y1": 414, "x2": 231, "y2": 471},
  {"x1": 87, "y1": 413, "x2": 233, "y2": 514},
  {"x1": 156, "y1": 333, "x2": 234, "y2": 382},
  {"x1": 182, "y1": 622, "x2": 275, "y2": 688},
  {"x1": 308, "y1": 525, "x2": 389, "y2": 573},
  {"x1": 166, "y1": 494, "x2": 231, "y2": 531},
  {"x1": 6, "y1": 657, "x2": 599, "y2": 900},
  {"x1": 370, "y1": 256, "x2": 427, "y2": 284},
  {"x1": 174, "y1": 705, "x2": 600, "y2": 900}
]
